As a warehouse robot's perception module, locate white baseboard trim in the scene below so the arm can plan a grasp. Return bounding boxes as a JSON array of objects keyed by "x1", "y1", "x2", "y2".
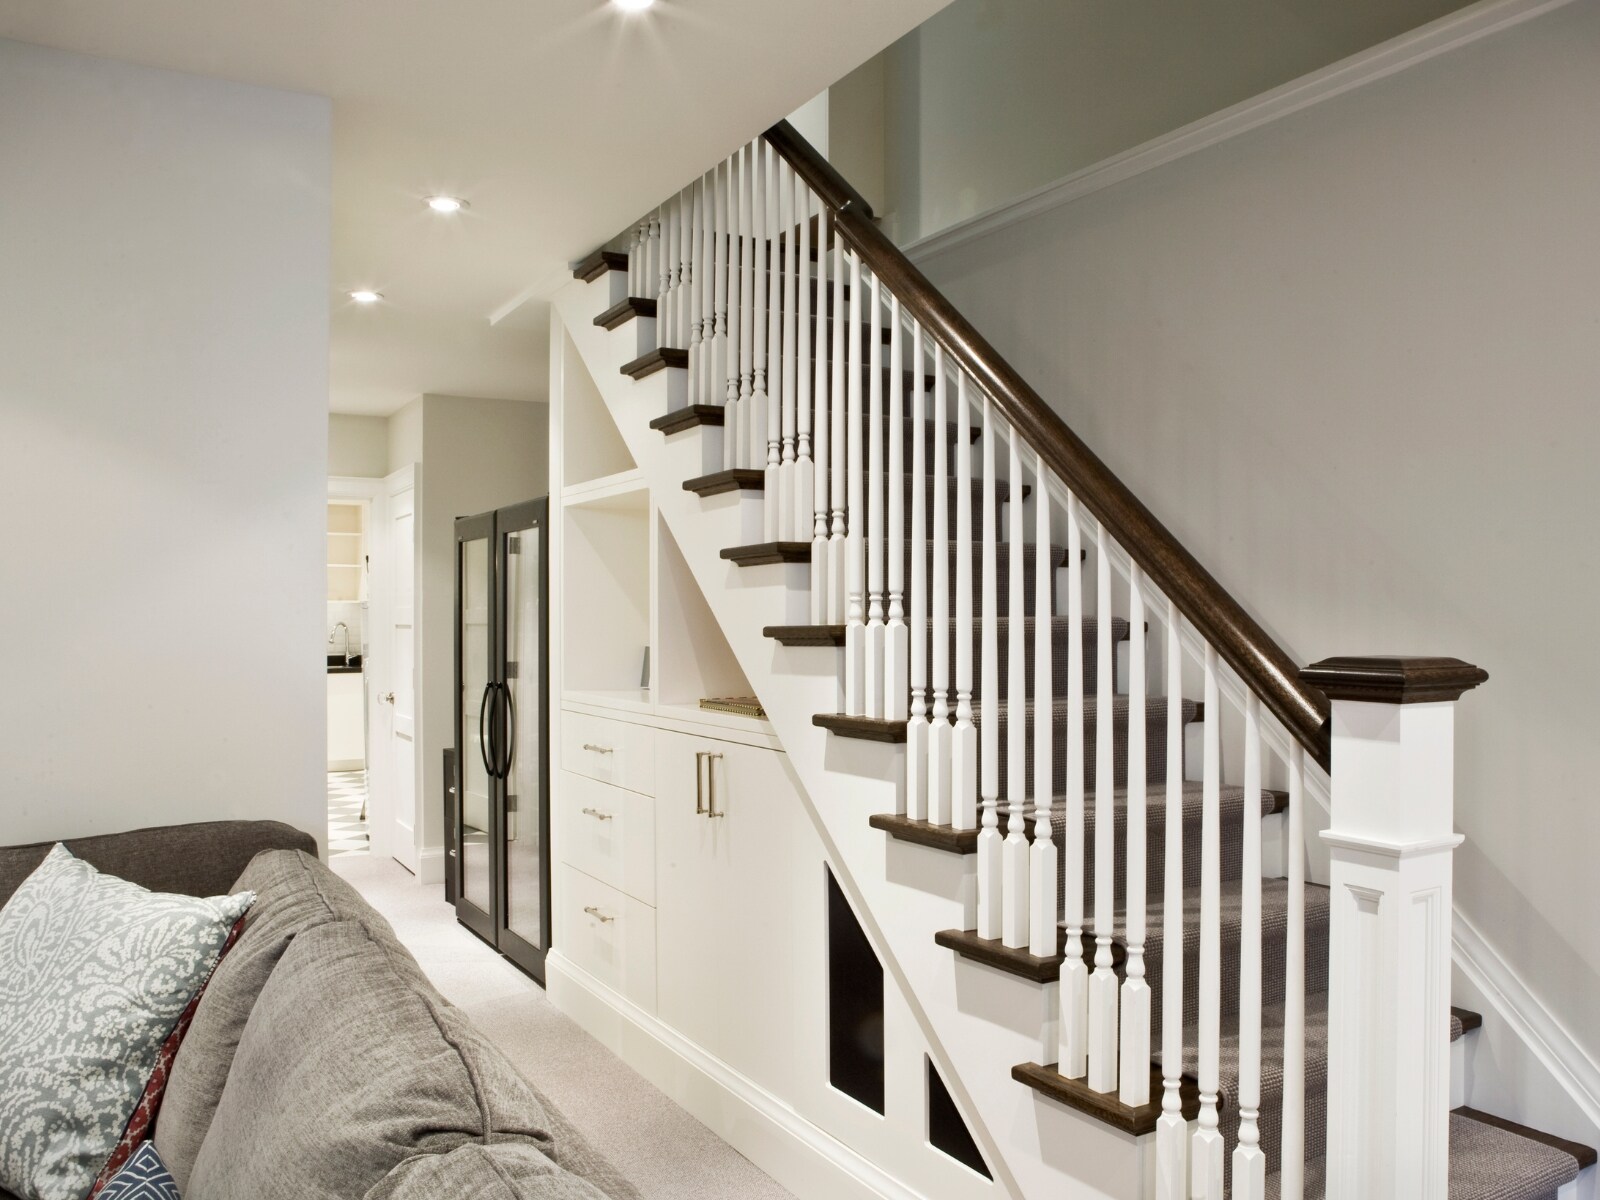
[
  {"x1": 415, "y1": 847, "x2": 446, "y2": 886},
  {"x1": 1452, "y1": 910, "x2": 1600, "y2": 1133},
  {"x1": 903, "y1": 0, "x2": 1577, "y2": 263},
  {"x1": 547, "y1": 952, "x2": 929, "y2": 1200}
]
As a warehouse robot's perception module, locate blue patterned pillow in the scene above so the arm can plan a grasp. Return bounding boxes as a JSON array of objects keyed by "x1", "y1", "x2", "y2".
[
  {"x1": 0, "y1": 845, "x2": 252, "y2": 1200},
  {"x1": 97, "y1": 1143, "x2": 179, "y2": 1200}
]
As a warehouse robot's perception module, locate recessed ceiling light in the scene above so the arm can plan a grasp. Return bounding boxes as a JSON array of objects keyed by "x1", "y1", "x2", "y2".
[
  {"x1": 425, "y1": 196, "x2": 468, "y2": 214},
  {"x1": 350, "y1": 290, "x2": 382, "y2": 304},
  {"x1": 614, "y1": 0, "x2": 655, "y2": 11}
]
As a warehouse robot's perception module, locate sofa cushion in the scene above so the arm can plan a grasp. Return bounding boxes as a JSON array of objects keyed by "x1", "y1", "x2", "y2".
[
  {"x1": 0, "y1": 822, "x2": 314, "y2": 911},
  {"x1": 0, "y1": 846, "x2": 251, "y2": 1200},
  {"x1": 368, "y1": 1144, "x2": 609, "y2": 1199},
  {"x1": 153, "y1": 850, "x2": 415, "y2": 1189},
  {"x1": 95, "y1": 1143, "x2": 179, "y2": 1200},
  {"x1": 185, "y1": 920, "x2": 567, "y2": 1199}
]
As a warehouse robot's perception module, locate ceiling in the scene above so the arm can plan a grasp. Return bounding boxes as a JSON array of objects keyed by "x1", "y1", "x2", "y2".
[{"x1": 0, "y1": 0, "x2": 949, "y2": 415}]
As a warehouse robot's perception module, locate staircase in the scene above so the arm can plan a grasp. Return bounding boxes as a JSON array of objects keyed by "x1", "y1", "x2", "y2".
[{"x1": 558, "y1": 122, "x2": 1595, "y2": 1200}]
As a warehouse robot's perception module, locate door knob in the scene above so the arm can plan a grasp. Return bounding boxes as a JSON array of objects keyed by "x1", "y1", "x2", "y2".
[{"x1": 380, "y1": 692, "x2": 396, "y2": 704}]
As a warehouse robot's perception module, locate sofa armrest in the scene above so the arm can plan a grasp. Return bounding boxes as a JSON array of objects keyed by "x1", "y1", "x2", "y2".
[{"x1": 0, "y1": 820, "x2": 318, "y2": 909}]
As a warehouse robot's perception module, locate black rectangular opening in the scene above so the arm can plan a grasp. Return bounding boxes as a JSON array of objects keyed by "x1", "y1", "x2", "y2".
[
  {"x1": 928, "y1": 1057, "x2": 991, "y2": 1179},
  {"x1": 827, "y1": 868, "x2": 884, "y2": 1114}
]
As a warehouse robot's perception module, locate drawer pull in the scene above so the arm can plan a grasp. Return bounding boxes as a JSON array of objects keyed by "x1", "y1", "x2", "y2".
[
  {"x1": 583, "y1": 905, "x2": 616, "y2": 924},
  {"x1": 580, "y1": 806, "x2": 615, "y2": 822},
  {"x1": 581, "y1": 743, "x2": 614, "y2": 755}
]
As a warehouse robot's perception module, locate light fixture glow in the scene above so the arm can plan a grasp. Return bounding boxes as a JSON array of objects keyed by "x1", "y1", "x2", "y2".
[
  {"x1": 426, "y1": 195, "x2": 468, "y2": 214},
  {"x1": 350, "y1": 290, "x2": 382, "y2": 304},
  {"x1": 614, "y1": 0, "x2": 655, "y2": 11}
]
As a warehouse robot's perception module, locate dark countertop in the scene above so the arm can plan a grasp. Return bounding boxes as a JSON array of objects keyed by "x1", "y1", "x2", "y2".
[{"x1": 327, "y1": 655, "x2": 363, "y2": 675}]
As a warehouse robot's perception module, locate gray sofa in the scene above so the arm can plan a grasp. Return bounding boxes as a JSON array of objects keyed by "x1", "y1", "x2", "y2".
[{"x1": 0, "y1": 821, "x2": 638, "y2": 1200}]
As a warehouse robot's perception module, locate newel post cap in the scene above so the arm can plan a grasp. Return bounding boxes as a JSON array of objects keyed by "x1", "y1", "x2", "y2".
[{"x1": 1299, "y1": 656, "x2": 1488, "y2": 705}]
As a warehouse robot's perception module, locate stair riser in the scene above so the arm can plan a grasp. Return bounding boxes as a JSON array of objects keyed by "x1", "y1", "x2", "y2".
[{"x1": 979, "y1": 708, "x2": 1184, "y2": 797}]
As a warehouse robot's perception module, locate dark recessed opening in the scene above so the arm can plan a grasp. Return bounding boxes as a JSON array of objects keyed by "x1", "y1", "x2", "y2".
[
  {"x1": 927, "y1": 1057, "x2": 991, "y2": 1179},
  {"x1": 827, "y1": 868, "x2": 884, "y2": 1114}
]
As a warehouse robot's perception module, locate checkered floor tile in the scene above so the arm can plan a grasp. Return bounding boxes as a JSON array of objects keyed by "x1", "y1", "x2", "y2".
[{"x1": 328, "y1": 770, "x2": 369, "y2": 857}]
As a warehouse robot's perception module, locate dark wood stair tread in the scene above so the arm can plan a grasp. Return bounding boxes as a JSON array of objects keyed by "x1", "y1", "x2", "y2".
[
  {"x1": 573, "y1": 249, "x2": 627, "y2": 282},
  {"x1": 1454, "y1": 1107, "x2": 1597, "y2": 1170},
  {"x1": 621, "y1": 348, "x2": 688, "y2": 379},
  {"x1": 595, "y1": 297, "x2": 657, "y2": 329},
  {"x1": 936, "y1": 928, "x2": 1062, "y2": 980},
  {"x1": 813, "y1": 713, "x2": 905, "y2": 742},
  {"x1": 684, "y1": 469, "x2": 762, "y2": 497},
  {"x1": 1012, "y1": 1062, "x2": 1198, "y2": 1136},
  {"x1": 766, "y1": 624, "x2": 845, "y2": 646},
  {"x1": 720, "y1": 541, "x2": 810, "y2": 566},
  {"x1": 649, "y1": 405, "x2": 723, "y2": 435},
  {"x1": 1453, "y1": 1005, "x2": 1484, "y2": 1035}
]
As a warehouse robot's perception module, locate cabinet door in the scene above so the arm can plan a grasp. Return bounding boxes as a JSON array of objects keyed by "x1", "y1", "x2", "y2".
[{"x1": 654, "y1": 731, "x2": 805, "y2": 1098}]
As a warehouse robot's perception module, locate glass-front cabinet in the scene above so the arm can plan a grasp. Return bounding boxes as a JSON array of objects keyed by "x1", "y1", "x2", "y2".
[{"x1": 454, "y1": 499, "x2": 550, "y2": 982}]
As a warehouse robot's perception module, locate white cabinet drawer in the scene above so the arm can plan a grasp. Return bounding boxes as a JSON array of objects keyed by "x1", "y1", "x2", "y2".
[
  {"x1": 563, "y1": 711, "x2": 654, "y2": 795},
  {"x1": 561, "y1": 865, "x2": 656, "y2": 1014},
  {"x1": 559, "y1": 771, "x2": 655, "y2": 906}
]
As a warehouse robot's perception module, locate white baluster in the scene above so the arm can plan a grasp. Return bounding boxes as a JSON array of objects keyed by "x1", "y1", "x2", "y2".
[
  {"x1": 722, "y1": 155, "x2": 741, "y2": 466},
  {"x1": 794, "y1": 175, "x2": 813, "y2": 547},
  {"x1": 628, "y1": 220, "x2": 642, "y2": 298},
  {"x1": 761, "y1": 149, "x2": 779, "y2": 513},
  {"x1": 1280, "y1": 742, "x2": 1305, "y2": 1200},
  {"x1": 1001, "y1": 420, "x2": 1029, "y2": 949},
  {"x1": 809, "y1": 208, "x2": 829, "y2": 623},
  {"x1": 676, "y1": 188, "x2": 689, "y2": 348},
  {"x1": 1233, "y1": 691, "x2": 1266, "y2": 1200},
  {"x1": 843, "y1": 250, "x2": 865, "y2": 716},
  {"x1": 976, "y1": 390, "x2": 1000, "y2": 940},
  {"x1": 736, "y1": 145, "x2": 755, "y2": 469},
  {"x1": 864, "y1": 270, "x2": 886, "y2": 718},
  {"x1": 885, "y1": 296, "x2": 908, "y2": 724},
  {"x1": 1155, "y1": 599, "x2": 1188, "y2": 1200},
  {"x1": 951, "y1": 371, "x2": 978, "y2": 832},
  {"x1": 1059, "y1": 493, "x2": 1087, "y2": 1079},
  {"x1": 1120, "y1": 564, "x2": 1151, "y2": 1107},
  {"x1": 1029, "y1": 457, "x2": 1057, "y2": 959},
  {"x1": 656, "y1": 204, "x2": 670, "y2": 350},
  {"x1": 1192, "y1": 644, "x2": 1225, "y2": 1199},
  {"x1": 700, "y1": 170, "x2": 715, "y2": 406},
  {"x1": 712, "y1": 162, "x2": 730, "y2": 420},
  {"x1": 778, "y1": 163, "x2": 798, "y2": 541},
  {"x1": 928, "y1": 346, "x2": 953, "y2": 827},
  {"x1": 687, "y1": 180, "x2": 704, "y2": 402},
  {"x1": 750, "y1": 145, "x2": 769, "y2": 475},
  {"x1": 906, "y1": 320, "x2": 928, "y2": 821},
  {"x1": 1089, "y1": 523, "x2": 1119, "y2": 1093},
  {"x1": 828, "y1": 232, "x2": 847, "y2": 623},
  {"x1": 667, "y1": 191, "x2": 682, "y2": 348}
]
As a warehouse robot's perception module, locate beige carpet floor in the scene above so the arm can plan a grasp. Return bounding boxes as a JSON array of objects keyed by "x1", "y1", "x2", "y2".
[{"x1": 333, "y1": 854, "x2": 795, "y2": 1200}]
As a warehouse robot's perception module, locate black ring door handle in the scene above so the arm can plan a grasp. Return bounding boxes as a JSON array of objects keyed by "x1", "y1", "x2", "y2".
[
  {"x1": 499, "y1": 683, "x2": 517, "y2": 780},
  {"x1": 478, "y1": 682, "x2": 496, "y2": 778}
]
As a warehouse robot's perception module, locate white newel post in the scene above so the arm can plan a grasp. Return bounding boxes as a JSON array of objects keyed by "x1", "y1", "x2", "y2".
[{"x1": 1300, "y1": 656, "x2": 1487, "y2": 1200}]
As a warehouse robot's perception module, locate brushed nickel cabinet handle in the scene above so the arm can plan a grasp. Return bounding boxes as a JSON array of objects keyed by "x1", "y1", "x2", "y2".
[
  {"x1": 581, "y1": 743, "x2": 614, "y2": 755},
  {"x1": 583, "y1": 906, "x2": 616, "y2": 924},
  {"x1": 580, "y1": 806, "x2": 614, "y2": 821},
  {"x1": 694, "y1": 751, "x2": 708, "y2": 815},
  {"x1": 705, "y1": 751, "x2": 725, "y2": 818}
]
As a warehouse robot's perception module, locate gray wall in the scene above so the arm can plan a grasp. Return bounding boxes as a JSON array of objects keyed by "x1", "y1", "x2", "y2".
[
  {"x1": 867, "y1": 0, "x2": 1472, "y2": 243},
  {"x1": 328, "y1": 413, "x2": 390, "y2": 478},
  {"x1": 910, "y1": 0, "x2": 1600, "y2": 1110},
  {"x1": 0, "y1": 39, "x2": 331, "y2": 850}
]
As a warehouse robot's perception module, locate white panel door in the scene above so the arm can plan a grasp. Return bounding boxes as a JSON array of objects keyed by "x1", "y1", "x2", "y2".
[{"x1": 381, "y1": 465, "x2": 419, "y2": 872}]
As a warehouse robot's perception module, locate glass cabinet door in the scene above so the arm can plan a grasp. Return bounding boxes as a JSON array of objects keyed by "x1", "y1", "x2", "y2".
[
  {"x1": 496, "y1": 499, "x2": 549, "y2": 980},
  {"x1": 455, "y1": 516, "x2": 496, "y2": 942}
]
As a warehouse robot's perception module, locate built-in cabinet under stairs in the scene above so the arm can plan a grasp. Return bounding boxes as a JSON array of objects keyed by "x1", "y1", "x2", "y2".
[{"x1": 555, "y1": 121, "x2": 1595, "y2": 1200}]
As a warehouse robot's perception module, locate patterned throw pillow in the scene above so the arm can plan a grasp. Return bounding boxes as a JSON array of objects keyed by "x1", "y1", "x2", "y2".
[
  {"x1": 88, "y1": 916, "x2": 246, "y2": 1196},
  {"x1": 95, "y1": 1143, "x2": 180, "y2": 1200},
  {"x1": 0, "y1": 845, "x2": 253, "y2": 1200}
]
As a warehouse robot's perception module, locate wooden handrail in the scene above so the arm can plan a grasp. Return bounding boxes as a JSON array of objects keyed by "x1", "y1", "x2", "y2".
[{"x1": 764, "y1": 119, "x2": 1332, "y2": 770}]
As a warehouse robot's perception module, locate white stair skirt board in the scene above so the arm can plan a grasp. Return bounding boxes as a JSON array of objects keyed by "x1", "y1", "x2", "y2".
[{"x1": 554, "y1": 286, "x2": 1153, "y2": 1200}]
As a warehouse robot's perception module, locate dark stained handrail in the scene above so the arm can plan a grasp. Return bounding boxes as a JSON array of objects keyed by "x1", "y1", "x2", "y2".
[{"x1": 763, "y1": 119, "x2": 1331, "y2": 770}]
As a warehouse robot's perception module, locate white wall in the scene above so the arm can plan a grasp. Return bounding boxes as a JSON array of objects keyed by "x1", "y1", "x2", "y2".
[
  {"x1": 410, "y1": 395, "x2": 547, "y2": 865},
  {"x1": 866, "y1": 0, "x2": 1472, "y2": 242},
  {"x1": 0, "y1": 39, "x2": 331, "y2": 850},
  {"x1": 329, "y1": 413, "x2": 389, "y2": 478},
  {"x1": 911, "y1": 0, "x2": 1600, "y2": 1136}
]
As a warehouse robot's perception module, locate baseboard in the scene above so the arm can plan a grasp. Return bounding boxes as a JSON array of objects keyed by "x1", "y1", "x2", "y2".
[
  {"x1": 327, "y1": 758, "x2": 366, "y2": 773},
  {"x1": 415, "y1": 847, "x2": 446, "y2": 886},
  {"x1": 1452, "y1": 911, "x2": 1600, "y2": 1142},
  {"x1": 547, "y1": 952, "x2": 931, "y2": 1200}
]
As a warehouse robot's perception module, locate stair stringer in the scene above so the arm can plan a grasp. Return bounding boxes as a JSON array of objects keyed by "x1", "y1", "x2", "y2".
[{"x1": 555, "y1": 276, "x2": 1151, "y2": 1200}]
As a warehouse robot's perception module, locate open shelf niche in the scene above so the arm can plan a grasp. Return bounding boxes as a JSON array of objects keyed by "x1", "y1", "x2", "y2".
[
  {"x1": 559, "y1": 325, "x2": 635, "y2": 494},
  {"x1": 653, "y1": 515, "x2": 753, "y2": 716},
  {"x1": 561, "y1": 484, "x2": 650, "y2": 709}
]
